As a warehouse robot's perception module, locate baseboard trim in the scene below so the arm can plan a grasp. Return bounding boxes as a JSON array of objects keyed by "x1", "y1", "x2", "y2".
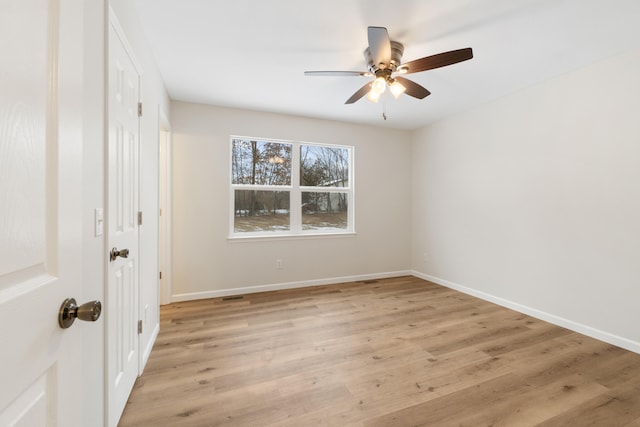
[
  {"x1": 412, "y1": 270, "x2": 640, "y2": 355},
  {"x1": 171, "y1": 270, "x2": 413, "y2": 302}
]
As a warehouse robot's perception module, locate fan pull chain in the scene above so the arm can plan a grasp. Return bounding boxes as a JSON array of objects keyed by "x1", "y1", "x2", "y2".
[{"x1": 382, "y1": 99, "x2": 387, "y2": 120}]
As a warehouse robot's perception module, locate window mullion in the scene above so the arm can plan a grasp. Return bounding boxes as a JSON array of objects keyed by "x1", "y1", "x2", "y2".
[
  {"x1": 232, "y1": 184, "x2": 292, "y2": 191},
  {"x1": 291, "y1": 143, "x2": 301, "y2": 233}
]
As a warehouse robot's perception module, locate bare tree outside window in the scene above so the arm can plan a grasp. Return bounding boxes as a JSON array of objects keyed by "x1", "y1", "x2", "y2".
[
  {"x1": 300, "y1": 145, "x2": 349, "y2": 231},
  {"x1": 234, "y1": 190, "x2": 290, "y2": 232},
  {"x1": 230, "y1": 137, "x2": 353, "y2": 236},
  {"x1": 300, "y1": 145, "x2": 349, "y2": 187},
  {"x1": 232, "y1": 139, "x2": 292, "y2": 232},
  {"x1": 232, "y1": 139, "x2": 291, "y2": 186}
]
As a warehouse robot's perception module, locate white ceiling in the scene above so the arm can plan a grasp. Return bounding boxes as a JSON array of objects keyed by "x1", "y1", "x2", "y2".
[{"x1": 133, "y1": 0, "x2": 640, "y2": 130}]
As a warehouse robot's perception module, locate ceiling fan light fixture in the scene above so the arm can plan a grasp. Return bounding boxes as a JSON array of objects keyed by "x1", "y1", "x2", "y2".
[
  {"x1": 389, "y1": 79, "x2": 406, "y2": 98},
  {"x1": 371, "y1": 77, "x2": 386, "y2": 94},
  {"x1": 367, "y1": 76, "x2": 387, "y2": 103},
  {"x1": 305, "y1": 26, "x2": 473, "y2": 106},
  {"x1": 366, "y1": 89, "x2": 382, "y2": 103}
]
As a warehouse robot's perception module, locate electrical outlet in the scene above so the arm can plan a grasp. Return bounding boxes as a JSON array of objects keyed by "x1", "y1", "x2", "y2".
[{"x1": 276, "y1": 259, "x2": 283, "y2": 269}]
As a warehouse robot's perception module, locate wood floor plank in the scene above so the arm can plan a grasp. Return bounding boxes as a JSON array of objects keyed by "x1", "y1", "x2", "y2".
[
  {"x1": 119, "y1": 277, "x2": 640, "y2": 426},
  {"x1": 536, "y1": 380, "x2": 640, "y2": 427},
  {"x1": 362, "y1": 373, "x2": 530, "y2": 426},
  {"x1": 452, "y1": 373, "x2": 608, "y2": 426}
]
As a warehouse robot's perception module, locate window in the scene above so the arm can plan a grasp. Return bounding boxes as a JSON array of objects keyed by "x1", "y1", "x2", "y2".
[{"x1": 230, "y1": 137, "x2": 354, "y2": 237}]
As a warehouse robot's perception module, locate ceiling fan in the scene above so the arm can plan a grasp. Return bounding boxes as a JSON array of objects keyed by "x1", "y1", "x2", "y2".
[{"x1": 305, "y1": 26, "x2": 473, "y2": 104}]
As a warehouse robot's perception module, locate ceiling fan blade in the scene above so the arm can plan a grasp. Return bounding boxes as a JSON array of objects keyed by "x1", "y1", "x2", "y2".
[
  {"x1": 345, "y1": 82, "x2": 373, "y2": 104},
  {"x1": 401, "y1": 48, "x2": 473, "y2": 74},
  {"x1": 394, "y1": 77, "x2": 431, "y2": 99},
  {"x1": 304, "y1": 71, "x2": 371, "y2": 77},
  {"x1": 368, "y1": 26, "x2": 391, "y2": 66}
]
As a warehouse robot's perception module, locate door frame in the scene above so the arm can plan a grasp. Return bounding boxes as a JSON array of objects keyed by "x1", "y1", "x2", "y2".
[{"x1": 158, "y1": 108, "x2": 173, "y2": 305}]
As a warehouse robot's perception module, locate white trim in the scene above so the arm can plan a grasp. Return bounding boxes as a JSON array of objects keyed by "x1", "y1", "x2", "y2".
[
  {"x1": 412, "y1": 271, "x2": 640, "y2": 355},
  {"x1": 227, "y1": 231, "x2": 356, "y2": 242},
  {"x1": 291, "y1": 141, "x2": 301, "y2": 233},
  {"x1": 171, "y1": 270, "x2": 412, "y2": 302},
  {"x1": 158, "y1": 107, "x2": 172, "y2": 305},
  {"x1": 230, "y1": 134, "x2": 354, "y2": 151}
]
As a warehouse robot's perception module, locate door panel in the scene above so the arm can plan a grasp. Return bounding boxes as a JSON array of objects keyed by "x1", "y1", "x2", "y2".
[
  {"x1": 0, "y1": 0, "x2": 85, "y2": 425},
  {"x1": 0, "y1": 369, "x2": 54, "y2": 426},
  {"x1": 0, "y1": 0, "x2": 47, "y2": 277},
  {"x1": 107, "y1": 16, "x2": 140, "y2": 426}
]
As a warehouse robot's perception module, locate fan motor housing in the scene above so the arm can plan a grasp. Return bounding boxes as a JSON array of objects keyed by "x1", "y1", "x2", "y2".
[{"x1": 364, "y1": 41, "x2": 404, "y2": 73}]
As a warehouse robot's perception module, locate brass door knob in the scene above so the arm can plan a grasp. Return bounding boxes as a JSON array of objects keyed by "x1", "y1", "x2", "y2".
[{"x1": 59, "y1": 298, "x2": 102, "y2": 329}]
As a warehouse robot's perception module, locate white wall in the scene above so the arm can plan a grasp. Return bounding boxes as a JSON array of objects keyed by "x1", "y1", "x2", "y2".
[
  {"x1": 411, "y1": 47, "x2": 640, "y2": 352},
  {"x1": 171, "y1": 102, "x2": 412, "y2": 298},
  {"x1": 107, "y1": 0, "x2": 170, "y2": 369}
]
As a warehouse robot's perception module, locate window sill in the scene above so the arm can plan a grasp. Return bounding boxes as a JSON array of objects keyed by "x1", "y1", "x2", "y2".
[{"x1": 227, "y1": 231, "x2": 356, "y2": 243}]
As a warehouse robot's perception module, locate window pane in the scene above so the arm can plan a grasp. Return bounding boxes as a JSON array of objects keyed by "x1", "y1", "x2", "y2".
[
  {"x1": 234, "y1": 190, "x2": 290, "y2": 232},
  {"x1": 301, "y1": 192, "x2": 348, "y2": 231},
  {"x1": 232, "y1": 139, "x2": 292, "y2": 185},
  {"x1": 300, "y1": 145, "x2": 349, "y2": 187}
]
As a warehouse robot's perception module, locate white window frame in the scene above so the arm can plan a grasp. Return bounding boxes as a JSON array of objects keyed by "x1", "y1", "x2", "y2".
[{"x1": 229, "y1": 136, "x2": 355, "y2": 239}]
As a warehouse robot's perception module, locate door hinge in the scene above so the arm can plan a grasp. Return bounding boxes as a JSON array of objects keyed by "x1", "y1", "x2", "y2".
[
  {"x1": 138, "y1": 102, "x2": 143, "y2": 117},
  {"x1": 159, "y1": 271, "x2": 162, "y2": 280},
  {"x1": 138, "y1": 320, "x2": 143, "y2": 334},
  {"x1": 138, "y1": 211, "x2": 143, "y2": 225}
]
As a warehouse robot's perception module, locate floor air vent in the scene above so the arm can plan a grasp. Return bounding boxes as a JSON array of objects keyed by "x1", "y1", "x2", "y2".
[{"x1": 222, "y1": 295, "x2": 244, "y2": 301}]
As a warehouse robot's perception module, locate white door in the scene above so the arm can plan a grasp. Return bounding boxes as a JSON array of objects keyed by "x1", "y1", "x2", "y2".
[
  {"x1": 107, "y1": 15, "x2": 141, "y2": 427},
  {"x1": 0, "y1": 0, "x2": 93, "y2": 425}
]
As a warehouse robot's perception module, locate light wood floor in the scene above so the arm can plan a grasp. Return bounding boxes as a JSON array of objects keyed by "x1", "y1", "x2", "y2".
[{"x1": 119, "y1": 276, "x2": 640, "y2": 426}]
